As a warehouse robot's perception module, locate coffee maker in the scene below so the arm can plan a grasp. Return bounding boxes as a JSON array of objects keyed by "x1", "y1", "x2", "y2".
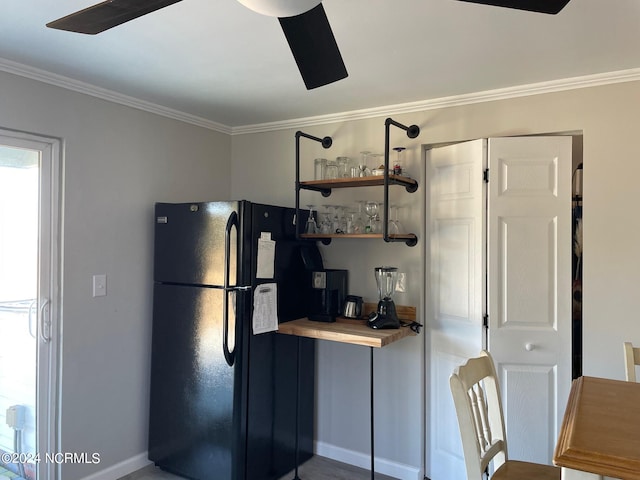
[
  {"x1": 368, "y1": 266, "x2": 400, "y2": 329},
  {"x1": 309, "y1": 269, "x2": 348, "y2": 322}
]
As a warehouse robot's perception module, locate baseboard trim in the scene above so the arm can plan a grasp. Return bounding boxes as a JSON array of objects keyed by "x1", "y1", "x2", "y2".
[
  {"x1": 79, "y1": 447, "x2": 422, "y2": 480},
  {"x1": 80, "y1": 452, "x2": 151, "y2": 480},
  {"x1": 315, "y1": 441, "x2": 422, "y2": 480}
]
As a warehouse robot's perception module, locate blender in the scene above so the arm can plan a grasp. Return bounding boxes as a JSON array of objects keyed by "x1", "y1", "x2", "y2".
[{"x1": 369, "y1": 266, "x2": 400, "y2": 329}]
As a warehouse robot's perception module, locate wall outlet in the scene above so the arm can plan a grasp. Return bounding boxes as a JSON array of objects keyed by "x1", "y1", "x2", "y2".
[{"x1": 396, "y1": 273, "x2": 406, "y2": 293}]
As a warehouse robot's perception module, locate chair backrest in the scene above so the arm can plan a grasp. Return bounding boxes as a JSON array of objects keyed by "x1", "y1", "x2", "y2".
[
  {"x1": 623, "y1": 342, "x2": 640, "y2": 382},
  {"x1": 450, "y1": 350, "x2": 508, "y2": 480}
]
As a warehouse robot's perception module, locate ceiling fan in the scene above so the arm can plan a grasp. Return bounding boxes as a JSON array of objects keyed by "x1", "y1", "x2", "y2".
[{"x1": 46, "y1": 0, "x2": 571, "y2": 90}]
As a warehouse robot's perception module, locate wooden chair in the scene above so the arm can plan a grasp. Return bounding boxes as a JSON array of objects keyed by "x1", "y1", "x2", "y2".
[
  {"x1": 449, "y1": 351, "x2": 560, "y2": 480},
  {"x1": 623, "y1": 342, "x2": 640, "y2": 382}
]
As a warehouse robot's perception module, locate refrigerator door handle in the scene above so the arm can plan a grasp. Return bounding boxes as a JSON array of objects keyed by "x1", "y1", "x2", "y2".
[{"x1": 223, "y1": 211, "x2": 239, "y2": 367}]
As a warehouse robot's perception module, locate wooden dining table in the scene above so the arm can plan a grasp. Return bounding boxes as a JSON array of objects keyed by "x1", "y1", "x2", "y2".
[{"x1": 553, "y1": 375, "x2": 640, "y2": 480}]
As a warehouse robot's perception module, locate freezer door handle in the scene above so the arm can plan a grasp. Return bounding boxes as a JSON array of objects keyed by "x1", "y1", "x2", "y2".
[{"x1": 223, "y1": 211, "x2": 238, "y2": 367}]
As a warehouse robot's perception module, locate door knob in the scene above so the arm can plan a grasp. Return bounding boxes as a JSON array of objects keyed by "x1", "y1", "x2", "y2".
[{"x1": 525, "y1": 343, "x2": 535, "y2": 351}]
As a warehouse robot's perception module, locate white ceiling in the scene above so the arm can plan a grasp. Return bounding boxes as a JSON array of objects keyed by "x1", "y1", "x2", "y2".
[{"x1": 2, "y1": 0, "x2": 640, "y2": 130}]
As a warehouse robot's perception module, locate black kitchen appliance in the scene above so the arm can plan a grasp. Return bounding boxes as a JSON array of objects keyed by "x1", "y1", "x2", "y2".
[
  {"x1": 148, "y1": 201, "x2": 318, "y2": 480},
  {"x1": 309, "y1": 269, "x2": 347, "y2": 322},
  {"x1": 368, "y1": 266, "x2": 400, "y2": 329}
]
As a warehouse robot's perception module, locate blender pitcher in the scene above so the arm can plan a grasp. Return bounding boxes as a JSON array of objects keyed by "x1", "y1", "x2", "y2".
[{"x1": 369, "y1": 266, "x2": 400, "y2": 329}]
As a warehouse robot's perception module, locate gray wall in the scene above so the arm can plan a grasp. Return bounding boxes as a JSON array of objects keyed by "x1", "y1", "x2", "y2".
[
  {"x1": 0, "y1": 70, "x2": 231, "y2": 480},
  {"x1": 3, "y1": 66, "x2": 640, "y2": 480}
]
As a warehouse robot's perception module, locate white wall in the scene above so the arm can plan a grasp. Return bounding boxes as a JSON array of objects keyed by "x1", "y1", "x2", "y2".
[
  {"x1": 0, "y1": 70, "x2": 232, "y2": 480},
  {"x1": 231, "y1": 80, "x2": 640, "y2": 478}
]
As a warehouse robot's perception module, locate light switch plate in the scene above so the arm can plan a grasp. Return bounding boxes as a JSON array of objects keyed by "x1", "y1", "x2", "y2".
[
  {"x1": 93, "y1": 274, "x2": 107, "y2": 297},
  {"x1": 396, "y1": 273, "x2": 406, "y2": 293}
]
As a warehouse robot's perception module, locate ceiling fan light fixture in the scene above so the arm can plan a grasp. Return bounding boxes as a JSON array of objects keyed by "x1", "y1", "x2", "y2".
[{"x1": 236, "y1": 0, "x2": 322, "y2": 18}]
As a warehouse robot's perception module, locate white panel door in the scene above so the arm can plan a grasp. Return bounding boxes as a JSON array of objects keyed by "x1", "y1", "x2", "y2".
[
  {"x1": 426, "y1": 136, "x2": 572, "y2": 479},
  {"x1": 426, "y1": 139, "x2": 485, "y2": 480},
  {"x1": 487, "y1": 136, "x2": 572, "y2": 465}
]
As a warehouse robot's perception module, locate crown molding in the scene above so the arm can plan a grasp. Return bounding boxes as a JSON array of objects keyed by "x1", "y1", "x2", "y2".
[
  {"x1": 0, "y1": 58, "x2": 232, "y2": 135},
  {"x1": 2, "y1": 57, "x2": 639, "y2": 137},
  {"x1": 231, "y1": 67, "x2": 640, "y2": 135}
]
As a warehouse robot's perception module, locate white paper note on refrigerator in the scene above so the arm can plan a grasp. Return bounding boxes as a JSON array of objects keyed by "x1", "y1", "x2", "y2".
[
  {"x1": 252, "y1": 283, "x2": 278, "y2": 334},
  {"x1": 256, "y1": 232, "x2": 275, "y2": 279}
]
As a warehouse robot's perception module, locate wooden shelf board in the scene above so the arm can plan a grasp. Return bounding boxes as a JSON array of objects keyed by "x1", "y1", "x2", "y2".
[
  {"x1": 300, "y1": 233, "x2": 417, "y2": 241},
  {"x1": 300, "y1": 175, "x2": 417, "y2": 190}
]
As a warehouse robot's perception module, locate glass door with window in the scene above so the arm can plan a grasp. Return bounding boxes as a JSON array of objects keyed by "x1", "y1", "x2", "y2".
[{"x1": 0, "y1": 133, "x2": 59, "y2": 480}]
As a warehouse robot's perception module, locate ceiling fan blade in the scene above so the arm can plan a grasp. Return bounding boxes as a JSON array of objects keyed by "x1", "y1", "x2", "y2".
[
  {"x1": 46, "y1": 0, "x2": 182, "y2": 34},
  {"x1": 457, "y1": 0, "x2": 571, "y2": 14},
  {"x1": 279, "y1": 4, "x2": 348, "y2": 90}
]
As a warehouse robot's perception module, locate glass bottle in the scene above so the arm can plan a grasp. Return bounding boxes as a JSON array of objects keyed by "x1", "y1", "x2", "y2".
[{"x1": 392, "y1": 147, "x2": 405, "y2": 176}]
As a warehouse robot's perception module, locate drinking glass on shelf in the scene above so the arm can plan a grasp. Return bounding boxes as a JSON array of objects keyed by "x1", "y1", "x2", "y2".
[
  {"x1": 325, "y1": 161, "x2": 339, "y2": 179},
  {"x1": 388, "y1": 204, "x2": 404, "y2": 235},
  {"x1": 364, "y1": 201, "x2": 378, "y2": 233},
  {"x1": 369, "y1": 153, "x2": 385, "y2": 173},
  {"x1": 320, "y1": 204, "x2": 332, "y2": 234},
  {"x1": 336, "y1": 156, "x2": 351, "y2": 177},
  {"x1": 338, "y1": 205, "x2": 348, "y2": 233},
  {"x1": 374, "y1": 202, "x2": 384, "y2": 233},
  {"x1": 358, "y1": 151, "x2": 372, "y2": 177},
  {"x1": 305, "y1": 205, "x2": 318, "y2": 234},
  {"x1": 349, "y1": 210, "x2": 365, "y2": 234},
  {"x1": 345, "y1": 210, "x2": 353, "y2": 234},
  {"x1": 354, "y1": 201, "x2": 366, "y2": 232},
  {"x1": 331, "y1": 205, "x2": 345, "y2": 233},
  {"x1": 323, "y1": 205, "x2": 333, "y2": 232},
  {"x1": 314, "y1": 158, "x2": 327, "y2": 180}
]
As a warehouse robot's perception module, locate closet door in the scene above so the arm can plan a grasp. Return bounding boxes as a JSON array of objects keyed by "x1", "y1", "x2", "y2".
[
  {"x1": 426, "y1": 136, "x2": 572, "y2": 479},
  {"x1": 426, "y1": 139, "x2": 486, "y2": 480},
  {"x1": 487, "y1": 136, "x2": 572, "y2": 465}
]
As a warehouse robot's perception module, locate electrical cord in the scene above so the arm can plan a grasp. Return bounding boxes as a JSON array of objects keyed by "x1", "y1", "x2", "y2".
[{"x1": 400, "y1": 320, "x2": 423, "y2": 334}]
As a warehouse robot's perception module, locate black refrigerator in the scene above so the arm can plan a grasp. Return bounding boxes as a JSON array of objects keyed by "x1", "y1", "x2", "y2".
[{"x1": 148, "y1": 201, "x2": 318, "y2": 480}]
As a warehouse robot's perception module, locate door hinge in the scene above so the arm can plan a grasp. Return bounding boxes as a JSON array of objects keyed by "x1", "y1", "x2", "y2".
[
  {"x1": 483, "y1": 314, "x2": 489, "y2": 328},
  {"x1": 483, "y1": 168, "x2": 489, "y2": 183}
]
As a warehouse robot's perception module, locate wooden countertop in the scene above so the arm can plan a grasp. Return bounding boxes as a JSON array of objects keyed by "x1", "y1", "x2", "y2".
[
  {"x1": 278, "y1": 318, "x2": 416, "y2": 348},
  {"x1": 278, "y1": 304, "x2": 418, "y2": 348},
  {"x1": 553, "y1": 375, "x2": 640, "y2": 479}
]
